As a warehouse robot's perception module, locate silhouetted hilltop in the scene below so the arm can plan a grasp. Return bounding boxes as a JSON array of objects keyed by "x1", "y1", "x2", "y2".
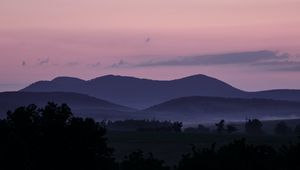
[
  {"x1": 26, "y1": 76, "x2": 86, "y2": 92},
  {"x1": 0, "y1": 92, "x2": 135, "y2": 119},
  {"x1": 21, "y1": 74, "x2": 243, "y2": 108},
  {"x1": 253, "y1": 89, "x2": 300, "y2": 102},
  {"x1": 21, "y1": 74, "x2": 300, "y2": 108}
]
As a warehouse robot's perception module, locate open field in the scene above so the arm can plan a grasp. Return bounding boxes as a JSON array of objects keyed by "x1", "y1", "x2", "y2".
[{"x1": 107, "y1": 131, "x2": 299, "y2": 166}]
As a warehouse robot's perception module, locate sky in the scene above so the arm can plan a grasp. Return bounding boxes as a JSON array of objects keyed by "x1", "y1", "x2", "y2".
[{"x1": 0, "y1": 0, "x2": 300, "y2": 92}]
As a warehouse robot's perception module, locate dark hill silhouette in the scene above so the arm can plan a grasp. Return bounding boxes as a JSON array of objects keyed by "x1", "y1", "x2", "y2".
[
  {"x1": 144, "y1": 96, "x2": 300, "y2": 122},
  {"x1": 252, "y1": 89, "x2": 300, "y2": 102},
  {"x1": 21, "y1": 74, "x2": 300, "y2": 108},
  {"x1": 0, "y1": 92, "x2": 136, "y2": 120}
]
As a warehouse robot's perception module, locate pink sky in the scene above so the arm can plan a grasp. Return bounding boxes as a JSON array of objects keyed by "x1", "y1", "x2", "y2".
[{"x1": 0, "y1": 0, "x2": 300, "y2": 91}]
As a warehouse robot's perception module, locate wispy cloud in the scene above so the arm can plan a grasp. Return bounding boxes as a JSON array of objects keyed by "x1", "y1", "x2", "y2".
[
  {"x1": 254, "y1": 60, "x2": 300, "y2": 72},
  {"x1": 111, "y1": 60, "x2": 131, "y2": 68},
  {"x1": 66, "y1": 62, "x2": 80, "y2": 67},
  {"x1": 88, "y1": 62, "x2": 101, "y2": 68},
  {"x1": 276, "y1": 66, "x2": 300, "y2": 71},
  {"x1": 35, "y1": 58, "x2": 79, "y2": 67},
  {"x1": 136, "y1": 50, "x2": 288, "y2": 67},
  {"x1": 110, "y1": 50, "x2": 300, "y2": 72}
]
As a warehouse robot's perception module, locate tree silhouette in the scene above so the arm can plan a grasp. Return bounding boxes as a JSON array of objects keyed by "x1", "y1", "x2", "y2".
[
  {"x1": 41, "y1": 102, "x2": 72, "y2": 127},
  {"x1": 172, "y1": 121, "x2": 183, "y2": 132},
  {"x1": 0, "y1": 103, "x2": 116, "y2": 170},
  {"x1": 215, "y1": 120, "x2": 225, "y2": 133}
]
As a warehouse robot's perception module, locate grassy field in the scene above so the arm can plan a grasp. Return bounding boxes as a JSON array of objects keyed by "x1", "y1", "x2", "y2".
[{"x1": 106, "y1": 131, "x2": 299, "y2": 166}]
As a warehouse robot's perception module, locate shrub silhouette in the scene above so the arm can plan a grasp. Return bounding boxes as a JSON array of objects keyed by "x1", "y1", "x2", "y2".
[
  {"x1": 184, "y1": 124, "x2": 210, "y2": 133},
  {"x1": 121, "y1": 150, "x2": 170, "y2": 170},
  {"x1": 215, "y1": 120, "x2": 238, "y2": 134},
  {"x1": 279, "y1": 141, "x2": 300, "y2": 170},
  {"x1": 245, "y1": 119, "x2": 263, "y2": 135},
  {"x1": 176, "y1": 144, "x2": 217, "y2": 170},
  {"x1": 104, "y1": 119, "x2": 182, "y2": 132},
  {"x1": 294, "y1": 123, "x2": 300, "y2": 135},
  {"x1": 177, "y1": 139, "x2": 279, "y2": 170},
  {"x1": 274, "y1": 121, "x2": 291, "y2": 135},
  {"x1": 226, "y1": 124, "x2": 238, "y2": 134},
  {"x1": 0, "y1": 103, "x2": 116, "y2": 170},
  {"x1": 197, "y1": 124, "x2": 210, "y2": 133}
]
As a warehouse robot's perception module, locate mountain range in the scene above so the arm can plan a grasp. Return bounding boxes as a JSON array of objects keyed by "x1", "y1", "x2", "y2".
[
  {"x1": 21, "y1": 74, "x2": 300, "y2": 109},
  {"x1": 1, "y1": 74, "x2": 299, "y2": 122}
]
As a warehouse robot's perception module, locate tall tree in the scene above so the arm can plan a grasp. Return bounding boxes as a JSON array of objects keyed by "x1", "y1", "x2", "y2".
[{"x1": 215, "y1": 120, "x2": 225, "y2": 133}]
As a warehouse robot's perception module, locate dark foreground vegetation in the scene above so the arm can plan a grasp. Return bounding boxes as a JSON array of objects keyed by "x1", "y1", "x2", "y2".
[
  {"x1": 0, "y1": 103, "x2": 115, "y2": 170},
  {"x1": 103, "y1": 119, "x2": 182, "y2": 132},
  {"x1": 1, "y1": 103, "x2": 300, "y2": 170}
]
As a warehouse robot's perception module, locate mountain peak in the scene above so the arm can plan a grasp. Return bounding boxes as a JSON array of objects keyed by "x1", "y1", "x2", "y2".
[
  {"x1": 174, "y1": 74, "x2": 221, "y2": 82},
  {"x1": 178, "y1": 74, "x2": 211, "y2": 79},
  {"x1": 52, "y1": 76, "x2": 84, "y2": 82},
  {"x1": 90, "y1": 74, "x2": 147, "y2": 82},
  {"x1": 94, "y1": 74, "x2": 213, "y2": 82}
]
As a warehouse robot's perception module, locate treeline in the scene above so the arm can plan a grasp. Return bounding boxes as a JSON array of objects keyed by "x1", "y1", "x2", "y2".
[
  {"x1": 185, "y1": 119, "x2": 300, "y2": 136},
  {"x1": 0, "y1": 103, "x2": 115, "y2": 170},
  {"x1": 103, "y1": 119, "x2": 183, "y2": 132},
  {"x1": 2, "y1": 103, "x2": 300, "y2": 170}
]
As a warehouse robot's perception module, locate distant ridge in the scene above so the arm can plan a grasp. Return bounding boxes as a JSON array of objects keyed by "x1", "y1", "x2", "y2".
[
  {"x1": 145, "y1": 96, "x2": 300, "y2": 121},
  {"x1": 0, "y1": 92, "x2": 136, "y2": 120},
  {"x1": 21, "y1": 74, "x2": 300, "y2": 108}
]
